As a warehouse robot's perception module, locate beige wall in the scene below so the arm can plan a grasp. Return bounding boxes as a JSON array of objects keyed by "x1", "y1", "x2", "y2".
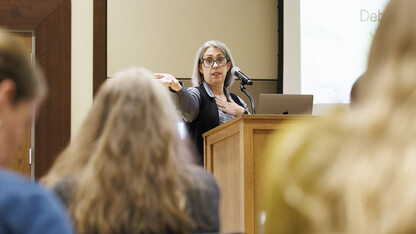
[
  {"x1": 71, "y1": 0, "x2": 93, "y2": 138},
  {"x1": 108, "y1": 0, "x2": 278, "y2": 79},
  {"x1": 71, "y1": 0, "x2": 278, "y2": 136}
]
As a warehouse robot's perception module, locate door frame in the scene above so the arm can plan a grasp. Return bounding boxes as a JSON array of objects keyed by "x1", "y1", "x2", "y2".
[
  {"x1": 93, "y1": 0, "x2": 107, "y2": 96},
  {"x1": 0, "y1": 0, "x2": 71, "y2": 178}
]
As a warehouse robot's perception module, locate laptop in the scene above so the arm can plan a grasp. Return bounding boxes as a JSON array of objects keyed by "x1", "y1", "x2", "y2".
[{"x1": 258, "y1": 94, "x2": 314, "y2": 115}]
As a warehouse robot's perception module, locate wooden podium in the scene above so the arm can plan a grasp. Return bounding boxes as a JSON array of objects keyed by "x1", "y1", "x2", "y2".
[{"x1": 203, "y1": 114, "x2": 312, "y2": 234}]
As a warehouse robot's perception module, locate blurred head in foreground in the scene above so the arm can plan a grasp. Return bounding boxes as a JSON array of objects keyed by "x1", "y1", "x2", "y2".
[
  {"x1": 43, "y1": 67, "x2": 195, "y2": 233},
  {"x1": 262, "y1": 0, "x2": 416, "y2": 233},
  {"x1": 0, "y1": 29, "x2": 46, "y2": 166}
]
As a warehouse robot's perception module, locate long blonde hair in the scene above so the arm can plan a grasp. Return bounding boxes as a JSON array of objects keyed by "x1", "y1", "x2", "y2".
[
  {"x1": 262, "y1": 0, "x2": 416, "y2": 233},
  {"x1": 43, "y1": 67, "x2": 193, "y2": 233}
]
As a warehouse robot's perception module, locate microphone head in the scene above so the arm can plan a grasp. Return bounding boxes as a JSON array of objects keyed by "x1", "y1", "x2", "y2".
[{"x1": 231, "y1": 66, "x2": 240, "y2": 75}]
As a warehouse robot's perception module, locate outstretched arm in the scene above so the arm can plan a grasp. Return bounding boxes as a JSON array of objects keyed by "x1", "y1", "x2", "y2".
[
  {"x1": 154, "y1": 73, "x2": 183, "y2": 91},
  {"x1": 154, "y1": 73, "x2": 200, "y2": 122}
]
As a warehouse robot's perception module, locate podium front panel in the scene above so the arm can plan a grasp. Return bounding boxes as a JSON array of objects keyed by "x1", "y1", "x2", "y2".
[
  {"x1": 204, "y1": 115, "x2": 315, "y2": 234},
  {"x1": 211, "y1": 132, "x2": 244, "y2": 232}
]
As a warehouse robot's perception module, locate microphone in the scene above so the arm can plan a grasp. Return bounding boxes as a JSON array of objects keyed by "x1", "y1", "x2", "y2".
[{"x1": 232, "y1": 67, "x2": 253, "y2": 85}]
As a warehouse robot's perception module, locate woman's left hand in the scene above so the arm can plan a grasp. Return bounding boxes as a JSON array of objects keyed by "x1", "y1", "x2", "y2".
[{"x1": 216, "y1": 96, "x2": 245, "y2": 116}]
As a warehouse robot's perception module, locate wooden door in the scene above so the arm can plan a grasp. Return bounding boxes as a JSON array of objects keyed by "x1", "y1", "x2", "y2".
[
  {"x1": 4, "y1": 32, "x2": 33, "y2": 177},
  {"x1": 0, "y1": 0, "x2": 71, "y2": 179}
]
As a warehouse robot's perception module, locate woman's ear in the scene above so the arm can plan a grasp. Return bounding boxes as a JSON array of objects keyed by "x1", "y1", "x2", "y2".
[
  {"x1": 227, "y1": 61, "x2": 231, "y2": 72},
  {"x1": 0, "y1": 79, "x2": 16, "y2": 110}
]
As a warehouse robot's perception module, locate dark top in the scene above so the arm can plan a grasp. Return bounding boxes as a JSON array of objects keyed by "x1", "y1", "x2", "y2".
[
  {"x1": 172, "y1": 82, "x2": 248, "y2": 164},
  {"x1": 53, "y1": 165, "x2": 220, "y2": 233},
  {"x1": 187, "y1": 86, "x2": 244, "y2": 161}
]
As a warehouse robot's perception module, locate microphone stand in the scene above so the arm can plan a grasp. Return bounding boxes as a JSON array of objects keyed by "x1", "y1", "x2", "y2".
[{"x1": 239, "y1": 79, "x2": 256, "y2": 114}]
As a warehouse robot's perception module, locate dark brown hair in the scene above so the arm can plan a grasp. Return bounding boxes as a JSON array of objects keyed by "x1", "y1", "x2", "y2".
[{"x1": 0, "y1": 29, "x2": 46, "y2": 103}]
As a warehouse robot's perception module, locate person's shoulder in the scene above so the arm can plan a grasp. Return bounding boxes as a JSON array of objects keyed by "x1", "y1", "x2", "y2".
[
  {"x1": 186, "y1": 165, "x2": 213, "y2": 178},
  {"x1": 184, "y1": 84, "x2": 201, "y2": 93},
  {"x1": 187, "y1": 86, "x2": 202, "y2": 93},
  {"x1": 0, "y1": 169, "x2": 26, "y2": 182},
  {"x1": 0, "y1": 170, "x2": 73, "y2": 234},
  {"x1": 185, "y1": 165, "x2": 219, "y2": 191},
  {"x1": 0, "y1": 170, "x2": 38, "y2": 194},
  {"x1": 0, "y1": 169, "x2": 60, "y2": 210},
  {"x1": 52, "y1": 175, "x2": 77, "y2": 208}
]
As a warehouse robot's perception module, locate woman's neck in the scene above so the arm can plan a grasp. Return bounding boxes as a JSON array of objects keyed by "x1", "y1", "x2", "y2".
[{"x1": 210, "y1": 83, "x2": 224, "y2": 97}]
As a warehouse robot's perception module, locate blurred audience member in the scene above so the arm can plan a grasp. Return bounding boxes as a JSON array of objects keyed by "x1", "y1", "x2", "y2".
[
  {"x1": 0, "y1": 29, "x2": 73, "y2": 234},
  {"x1": 261, "y1": 0, "x2": 416, "y2": 233},
  {"x1": 42, "y1": 67, "x2": 220, "y2": 234}
]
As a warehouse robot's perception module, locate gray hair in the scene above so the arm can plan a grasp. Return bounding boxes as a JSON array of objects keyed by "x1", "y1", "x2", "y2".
[{"x1": 191, "y1": 41, "x2": 235, "y2": 88}]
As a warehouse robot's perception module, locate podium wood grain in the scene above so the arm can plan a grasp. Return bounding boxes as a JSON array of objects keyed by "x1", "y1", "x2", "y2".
[{"x1": 203, "y1": 114, "x2": 313, "y2": 234}]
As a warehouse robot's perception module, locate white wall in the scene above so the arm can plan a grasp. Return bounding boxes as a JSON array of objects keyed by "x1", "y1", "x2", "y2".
[{"x1": 71, "y1": 0, "x2": 93, "y2": 138}]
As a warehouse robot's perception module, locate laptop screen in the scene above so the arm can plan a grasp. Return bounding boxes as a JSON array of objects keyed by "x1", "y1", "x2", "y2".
[{"x1": 258, "y1": 94, "x2": 314, "y2": 115}]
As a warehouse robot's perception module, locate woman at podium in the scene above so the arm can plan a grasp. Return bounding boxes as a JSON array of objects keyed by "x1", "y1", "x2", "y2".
[{"x1": 155, "y1": 40, "x2": 249, "y2": 164}]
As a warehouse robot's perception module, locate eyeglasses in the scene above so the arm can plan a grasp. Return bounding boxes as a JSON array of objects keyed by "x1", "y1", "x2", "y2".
[{"x1": 200, "y1": 57, "x2": 229, "y2": 68}]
